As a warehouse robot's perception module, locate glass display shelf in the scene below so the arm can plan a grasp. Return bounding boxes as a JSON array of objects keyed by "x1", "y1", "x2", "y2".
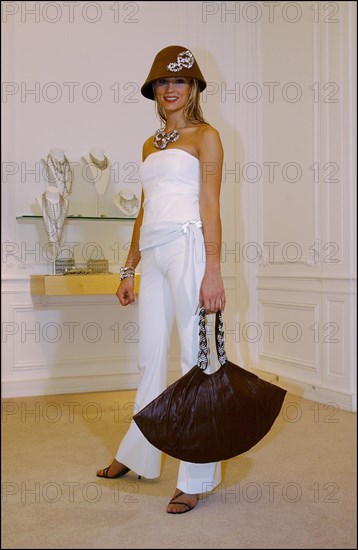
[{"x1": 16, "y1": 215, "x2": 136, "y2": 221}]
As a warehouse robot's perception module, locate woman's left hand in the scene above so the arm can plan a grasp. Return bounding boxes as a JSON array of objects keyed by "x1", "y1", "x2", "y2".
[{"x1": 199, "y1": 270, "x2": 226, "y2": 313}]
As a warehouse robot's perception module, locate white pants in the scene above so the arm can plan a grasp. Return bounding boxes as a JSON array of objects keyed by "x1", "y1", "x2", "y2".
[{"x1": 116, "y1": 233, "x2": 221, "y2": 494}]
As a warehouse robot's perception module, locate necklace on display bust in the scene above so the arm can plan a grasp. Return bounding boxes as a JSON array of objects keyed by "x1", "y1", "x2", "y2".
[
  {"x1": 41, "y1": 189, "x2": 68, "y2": 244},
  {"x1": 89, "y1": 151, "x2": 109, "y2": 171},
  {"x1": 112, "y1": 189, "x2": 139, "y2": 217},
  {"x1": 82, "y1": 149, "x2": 110, "y2": 196},
  {"x1": 47, "y1": 152, "x2": 73, "y2": 197},
  {"x1": 153, "y1": 123, "x2": 188, "y2": 150}
]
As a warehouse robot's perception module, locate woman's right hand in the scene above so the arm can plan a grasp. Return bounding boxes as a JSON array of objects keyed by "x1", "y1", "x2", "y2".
[{"x1": 116, "y1": 278, "x2": 135, "y2": 306}]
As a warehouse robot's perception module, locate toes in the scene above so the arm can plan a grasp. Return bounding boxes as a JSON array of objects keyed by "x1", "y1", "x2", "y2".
[
  {"x1": 167, "y1": 503, "x2": 191, "y2": 513},
  {"x1": 166, "y1": 492, "x2": 198, "y2": 514}
]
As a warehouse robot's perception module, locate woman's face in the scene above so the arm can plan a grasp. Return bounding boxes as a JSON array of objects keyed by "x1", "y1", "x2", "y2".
[{"x1": 154, "y1": 77, "x2": 192, "y2": 112}]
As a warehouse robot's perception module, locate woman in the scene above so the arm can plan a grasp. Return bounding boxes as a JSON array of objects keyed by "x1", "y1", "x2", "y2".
[{"x1": 97, "y1": 45, "x2": 226, "y2": 514}]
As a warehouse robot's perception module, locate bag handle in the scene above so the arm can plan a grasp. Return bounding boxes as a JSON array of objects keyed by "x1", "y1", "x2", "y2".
[
  {"x1": 55, "y1": 248, "x2": 74, "y2": 260},
  {"x1": 88, "y1": 245, "x2": 105, "y2": 261},
  {"x1": 198, "y1": 308, "x2": 227, "y2": 371}
]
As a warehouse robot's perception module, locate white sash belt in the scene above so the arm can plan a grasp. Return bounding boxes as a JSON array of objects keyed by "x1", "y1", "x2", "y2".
[{"x1": 139, "y1": 220, "x2": 204, "y2": 313}]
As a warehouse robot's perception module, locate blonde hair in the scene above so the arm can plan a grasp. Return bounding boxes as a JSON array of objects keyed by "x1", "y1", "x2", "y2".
[{"x1": 153, "y1": 78, "x2": 208, "y2": 126}]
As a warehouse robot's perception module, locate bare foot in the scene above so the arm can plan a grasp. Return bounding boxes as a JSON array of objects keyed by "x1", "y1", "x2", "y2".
[
  {"x1": 166, "y1": 489, "x2": 199, "y2": 514},
  {"x1": 96, "y1": 459, "x2": 130, "y2": 478}
]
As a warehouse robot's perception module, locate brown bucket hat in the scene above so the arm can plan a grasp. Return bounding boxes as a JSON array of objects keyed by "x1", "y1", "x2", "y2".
[{"x1": 141, "y1": 45, "x2": 207, "y2": 100}]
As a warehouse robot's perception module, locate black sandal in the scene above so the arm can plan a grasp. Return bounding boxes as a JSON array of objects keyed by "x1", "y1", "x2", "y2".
[
  {"x1": 167, "y1": 491, "x2": 198, "y2": 514},
  {"x1": 96, "y1": 465, "x2": 130, "y2": 479}
]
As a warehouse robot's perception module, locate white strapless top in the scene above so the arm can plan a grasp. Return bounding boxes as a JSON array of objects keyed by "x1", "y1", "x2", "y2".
[{"x1": 139, "y1": 148, "x2": 200, "y2": 226}]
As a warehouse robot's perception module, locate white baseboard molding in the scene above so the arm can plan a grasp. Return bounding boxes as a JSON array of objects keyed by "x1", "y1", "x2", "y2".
[
  {"x1": 252, "y1": 367, "x2": 357, "y2": 412},
  {"x1": 1, "y1": 374, "x2": 139, "y2": 399},
  {"x1": 1, "y1": 368, "x2": 183, "y2": 400}
]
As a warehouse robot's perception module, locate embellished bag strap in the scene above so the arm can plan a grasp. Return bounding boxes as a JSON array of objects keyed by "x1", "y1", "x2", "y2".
[
  {"x1": 215, "y1": 310, "x2": 228, "y2": 366},
  {"x1": 198, "y1": 308, "x2": 227, "y2": 371},
  {"x1": 197, "y1": 308, "x2": 208, "y2": 370}
]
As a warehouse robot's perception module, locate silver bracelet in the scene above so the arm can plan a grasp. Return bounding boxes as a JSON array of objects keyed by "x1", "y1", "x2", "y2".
[{"x1": 120, "y1": 266, "x2": 135, "y2": 280}]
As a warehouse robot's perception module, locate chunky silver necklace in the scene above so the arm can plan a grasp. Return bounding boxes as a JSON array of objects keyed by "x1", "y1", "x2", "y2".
[
  {"x1": 41, "y1": 192, "x2": 68, "y2": 243},
  {"x1": 154, "y1": 123, "x2": 187, "y2": 150},
  {"x1": 47, "y1": 154, "x2": 73, "y2": 196},
  {"x1": 89, "y1": 152, "x2": 109, "y2": 170}
]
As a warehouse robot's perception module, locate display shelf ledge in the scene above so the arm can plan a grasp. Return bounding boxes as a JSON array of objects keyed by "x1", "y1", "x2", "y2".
[
  {"x1": 30, "y1": 273, "x2": 140, "y2": 296},
  {"x1": 17, "y1": 215, "x2": 136, "y2": 221}
]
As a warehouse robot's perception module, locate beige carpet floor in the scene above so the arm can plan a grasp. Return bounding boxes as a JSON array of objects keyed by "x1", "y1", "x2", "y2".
[{"x1": 1, "y1": 389, "x2": 356, "y2": 549}]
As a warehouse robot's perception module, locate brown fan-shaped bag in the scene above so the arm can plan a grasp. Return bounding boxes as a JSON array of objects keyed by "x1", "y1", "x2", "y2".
[{"x1": 133, "y1": 309, "x2": 287, "y2": 463}]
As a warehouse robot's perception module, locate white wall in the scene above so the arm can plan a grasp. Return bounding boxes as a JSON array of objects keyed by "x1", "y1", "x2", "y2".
[
  {"x1": 2, "y1": 2, "x2": 356, "y2": 410},
  {"x1": 256, "y1": 1, "x2": 357, "y2": 411}
]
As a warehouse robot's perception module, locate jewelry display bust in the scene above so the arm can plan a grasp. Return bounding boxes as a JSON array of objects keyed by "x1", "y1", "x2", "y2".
[
  {"x1": 81, "y1": 148, "x2": 110, "y2": 196},
  {"x1": 36, "y1": 186, "x2": 69, "y2": 244},
  {"x1": 112, "y1": 189, "x2": 139, "y2": 217},
  {"x1": 44, "y1": 147, "x2": 73, "y2": 197}
]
